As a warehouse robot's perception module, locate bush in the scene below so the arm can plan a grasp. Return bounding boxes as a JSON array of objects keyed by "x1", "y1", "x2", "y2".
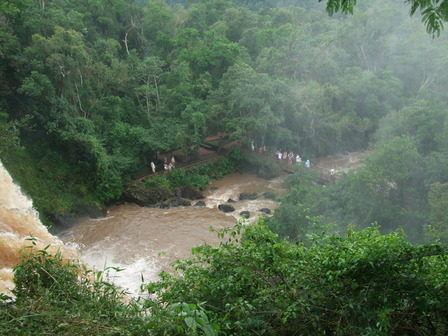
[{"x1": 168, "y1": 168, "x2": 211, "y2": 190}]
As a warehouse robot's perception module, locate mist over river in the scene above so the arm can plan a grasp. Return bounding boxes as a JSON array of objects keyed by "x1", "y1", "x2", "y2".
[{"x1": 59, "y1": 173, "x2": 286, "y2": 296}]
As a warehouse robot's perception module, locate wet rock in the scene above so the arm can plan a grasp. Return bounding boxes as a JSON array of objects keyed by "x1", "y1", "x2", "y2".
[
  {"x1": 172, "y1": 198, "x2": 192, "y2": 207},
  {"x1": 76, "y1": 204, "x2": 108, "y2": 219},
  {"x1": 48, "y1": 210, "x2": 79, "y2": 234},
  {"x1": 227, "y1": 198, "x2": 236, "y2": 203},
  {"x1": 258, "y1": 166, "x2": 277, "y2": 180},
  {"x1": 239, "y1": 211, "x2": 250, "y2": 218},
  {"x1": 49, "y1": 205, "x2": 108, "y2": 234},
  {"x1": 176, "y1": 186, "x2": 205, "y2": 200},
  {"x1": 194, "y1": 201, "x2": 206, "y2": 207},
  {"x1": 262, "y1": 192, "x2": 276, "y2": 200},
  {"x1": 210, "y1": 187, "x2": 219, "y2": 191},
  {"x1": 218, "y1": 204, "x2": 235, "y2": 213},
  {"x1": 259, "y1": 208, "x2": 271, "y2": 214},
  {"x1": 239, "y1": 192, "x2": 258, "y2": 201},
  {"x1": 123, "y1": 184, "x2": 173, "y2": 206},
  {"x1": 160, "y1": 198, "x2": 191, "y2": 209}
]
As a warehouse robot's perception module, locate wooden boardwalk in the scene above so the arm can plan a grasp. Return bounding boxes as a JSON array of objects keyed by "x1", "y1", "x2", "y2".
[
  {"x1": 132, "y1": 147, "x2": 229, "y2": 184},
  {"x1": 132, "y1": 144, "x2": 335, "y2": 185}
]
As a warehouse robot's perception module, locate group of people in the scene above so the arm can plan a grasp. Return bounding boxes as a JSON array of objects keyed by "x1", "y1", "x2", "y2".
[
  {"x1": 150, "y1": 156, "x2": 176, "y2": 174},
  {"x1": 250, "y1": 140, "x2": 311, "y2": 168},
  {"x1": 275, "y1": 150, "x2": 310, "y2": 168}
]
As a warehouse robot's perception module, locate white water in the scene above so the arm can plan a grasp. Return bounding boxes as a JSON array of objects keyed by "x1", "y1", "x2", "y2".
[
  {"x1": 59, "y1": 173, "x2": 285, "y2": 296},
  {"x1": 0, "y1": 158, "x2": 285, "y2": 298},
  {"x1": 0, "y1": 161, "x2": 76, "y2": 297},
  {"x1": 1, "y1": 150, "x2": 366, "y2": 298}
]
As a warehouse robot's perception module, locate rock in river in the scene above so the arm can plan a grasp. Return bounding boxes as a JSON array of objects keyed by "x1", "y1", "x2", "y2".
[
  {"x1": 239, "y1": 192, "x2": 258, "y2": 201},
  {"x1": 218, "y1": 204, "x2": 235, "y2": 213},
  {"x1": 239, "y1": 211, "x2": 250, "y2": 218},
  {"x1": 259, "y1": 208, "x2": 271, "y2": 214}
]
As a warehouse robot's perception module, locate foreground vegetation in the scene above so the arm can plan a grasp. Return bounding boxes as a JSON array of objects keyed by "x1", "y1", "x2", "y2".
[{"x1": 2, "y1": 224, "x2": 447, "y2": 335}]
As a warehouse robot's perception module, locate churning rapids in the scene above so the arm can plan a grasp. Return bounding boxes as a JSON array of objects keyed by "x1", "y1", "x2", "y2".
[
  {"x1": 0, "y1": 160, "x2": 286, "y2": 298},
  {"x1": 0, "y1": 151, "x2": 369, "y2": 297},
  {"x1": 59, "y1": 174, "x2": 285, "y2": 296}
]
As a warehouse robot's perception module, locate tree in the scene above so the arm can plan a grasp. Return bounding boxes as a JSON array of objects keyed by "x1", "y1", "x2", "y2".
[
  {"x1": 0, "y1": 111, "x2": 22, "y2": 158},
  {"x1": 0, "y1": 0, "x2": 33, "y2": 19},
  {"x1": 134, "y1": 56, "x2": 165, "y2": 123},
  {"x1": 323, "y1": 0, "x2": 448, "y2": 36},
  {"x1": 209, "y1": 63, "x2": 286, "y2": 141}
]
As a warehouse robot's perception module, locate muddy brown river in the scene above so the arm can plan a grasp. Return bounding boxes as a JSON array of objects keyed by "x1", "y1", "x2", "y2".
[
  {"x1": 59, "y1": 173, "x2": 286, "y2": 296},
  {"x1": 1, "y1": 152, "x2": 366, "y2": 297}
]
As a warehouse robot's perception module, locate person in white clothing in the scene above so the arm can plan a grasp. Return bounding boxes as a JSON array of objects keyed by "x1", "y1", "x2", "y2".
[{"x1": 150, "y1": 161, "x2": 156, "y2": 173}]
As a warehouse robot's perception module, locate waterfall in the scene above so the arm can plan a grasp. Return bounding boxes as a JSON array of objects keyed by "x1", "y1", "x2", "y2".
[{"x1": 0, "y1": 161, "x2": 75, "y2": 297}]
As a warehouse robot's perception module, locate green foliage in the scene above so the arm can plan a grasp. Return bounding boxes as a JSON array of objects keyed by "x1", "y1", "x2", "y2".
[
  {"x1": 324, "y1": 0, "x2": 448, "y2": 36},
  {"x1": 167, "y1": 156, "x2": 237, "y2": 190},
  {"x1": 143, "y1": 174, "x2": 171, "y2": 190},
  {"x1": 266, "y1": 202, "x2": 320, "y2": 241},
  {"x1": 427, "y1": 182, "x2": 448, "y2": 243},
  {"x1": 5, "y1": 238, "x2": 148, "y2": 336},
  {"x1": 0, "y1": 111, "x2": 22, "y2": 158},
  {"x1": 142, "y1": 301, "x2": 220, "y2": 336},
  {"x1": 209, "y1": 63, "x2": 287, "y2": 140},
  {"x1": 3, "y1": 226, "x2": 448, "y2": 335},
  {"x1": 0, "y1": 0, "x2": 33, "y2": 19},
  {"x1": 139, "y1": 156, "x2": 237, "y2": 198},
  {"x1": 147, "y1": 222, "x2": 448, "y2": 335},
  {"x1": 3, "y1": 237, "x2": 221, "y2": 335},
  {"x1": 324, "y1": 0, "x2": 357, "y2": 16},
  {"x1": 168, "y1": 167, "x2": 211, "y2": 190}
]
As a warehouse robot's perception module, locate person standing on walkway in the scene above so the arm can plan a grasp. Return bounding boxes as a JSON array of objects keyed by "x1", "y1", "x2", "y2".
[
  {"x1": 150, "y1": 161, "x2": 156, "y2": 174},
  {"x1": 251, "y1": 141, "x2": 255, "y2": 151},
  {"x1": 288, "y1": 152, "x2": 293, "y2": 165},
  {"x1": 171, "y1": 156, "x2": 176, "y2": 168},
  {"x1": 305, "y1": 159, "x2": 310, "y2": 168}
]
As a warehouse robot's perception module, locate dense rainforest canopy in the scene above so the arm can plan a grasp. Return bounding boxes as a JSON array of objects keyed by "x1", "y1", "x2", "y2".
[{"x1": 2, "y1": 0, "x2": 448, "y2": 335}]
